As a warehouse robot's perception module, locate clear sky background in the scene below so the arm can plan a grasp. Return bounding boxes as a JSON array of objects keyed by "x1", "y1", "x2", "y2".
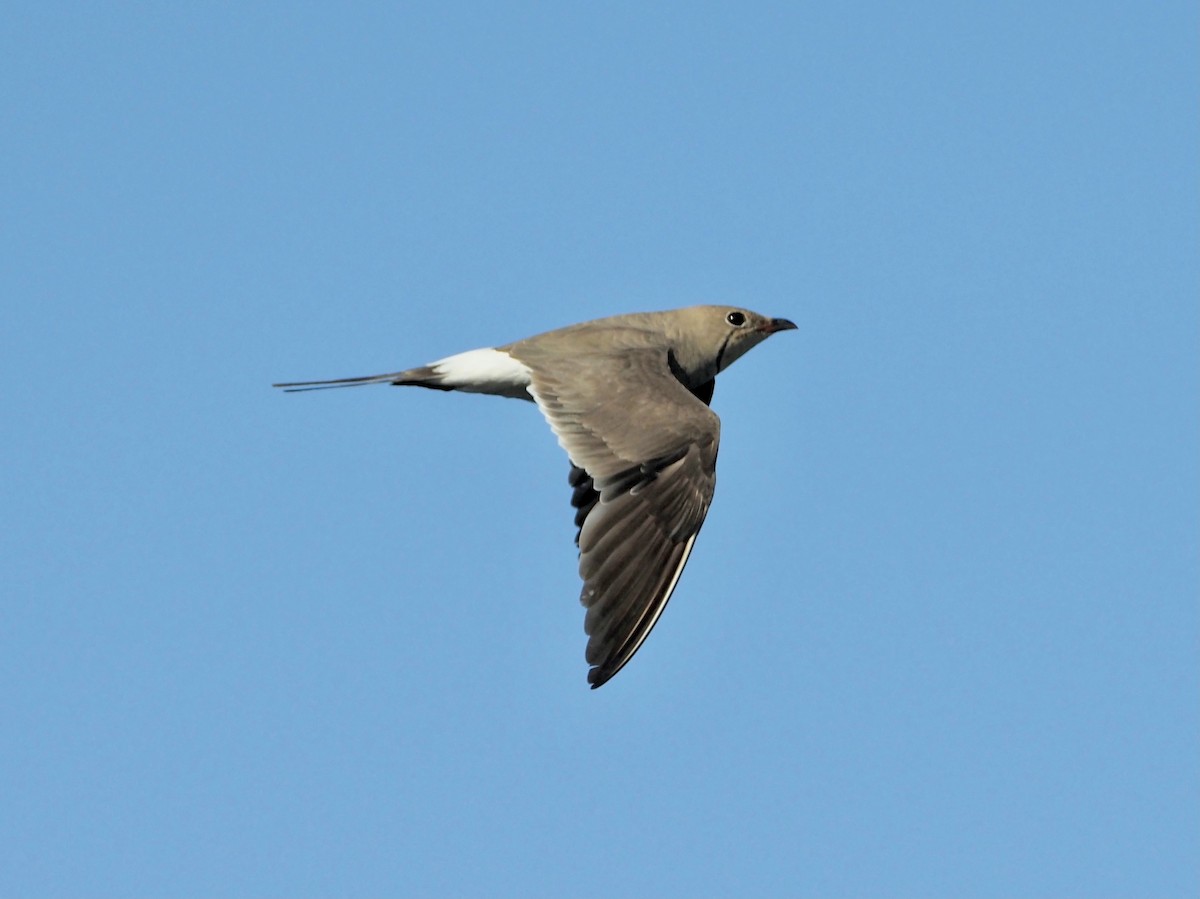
[{"x1": 2, "y1": 3, "x2": 1197, "y2": 897}]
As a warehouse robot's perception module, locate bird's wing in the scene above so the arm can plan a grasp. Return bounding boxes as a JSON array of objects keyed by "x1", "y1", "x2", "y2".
[
  {"x1": 564, "y1": 377, "x2": 714, "y2": 548},
  {"x1": 512, "y1": 338, "x2": 720, "y2": 688}
]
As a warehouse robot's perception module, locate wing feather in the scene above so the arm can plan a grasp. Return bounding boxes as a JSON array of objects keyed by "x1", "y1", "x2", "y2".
[{"x1": 511, "y1": 337, "x2": 720, "y2": 688}]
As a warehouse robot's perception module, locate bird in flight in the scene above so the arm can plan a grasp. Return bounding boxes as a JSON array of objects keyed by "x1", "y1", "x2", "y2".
[{"x1": 275, "y1": 306, "x2": 797, "y2": 688}]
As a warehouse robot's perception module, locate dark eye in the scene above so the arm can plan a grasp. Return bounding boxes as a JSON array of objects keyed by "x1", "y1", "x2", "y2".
[{"x1": 726, "y1": 311, "x2": 747, "y2": 327}]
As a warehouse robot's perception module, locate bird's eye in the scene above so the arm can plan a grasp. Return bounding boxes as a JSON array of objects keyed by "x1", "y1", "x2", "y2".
[{"x1": 726, "y1": 311, "x2": 747, "y2": 327}]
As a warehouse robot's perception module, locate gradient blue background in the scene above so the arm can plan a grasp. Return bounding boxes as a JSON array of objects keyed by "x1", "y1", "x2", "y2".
[{"x1": 3, "y1": 3, "x2": 1197, "y2": 896}]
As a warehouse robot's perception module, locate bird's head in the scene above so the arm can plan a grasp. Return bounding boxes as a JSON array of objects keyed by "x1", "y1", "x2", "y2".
[{"x1": 668, "y1": 305, "x2": 797, "y2": 381}]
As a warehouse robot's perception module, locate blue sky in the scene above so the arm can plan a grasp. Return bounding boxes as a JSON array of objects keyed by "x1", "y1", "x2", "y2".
[{"x1": 2, "y1": 2, "x2": 1197, "y2": 896}]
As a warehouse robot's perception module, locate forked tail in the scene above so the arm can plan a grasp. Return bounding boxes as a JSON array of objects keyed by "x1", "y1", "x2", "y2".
[{"x1": 272, "y1": 367, "x2": 448, "y2": 393}]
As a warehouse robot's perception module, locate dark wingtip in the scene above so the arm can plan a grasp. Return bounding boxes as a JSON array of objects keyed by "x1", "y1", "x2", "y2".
[{"x1": 588, "y1": 663, "x2": 621, "y2": 689}]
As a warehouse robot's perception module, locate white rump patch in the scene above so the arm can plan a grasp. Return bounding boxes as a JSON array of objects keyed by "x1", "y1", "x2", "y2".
[{"x1": 430, "y1": 348, "x2": 533, "y2": 399}]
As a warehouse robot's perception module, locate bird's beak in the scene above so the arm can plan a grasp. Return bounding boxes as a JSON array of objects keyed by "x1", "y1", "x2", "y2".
[{"x1": 761, "y1": 317, "x2": 798, "y2": 334}]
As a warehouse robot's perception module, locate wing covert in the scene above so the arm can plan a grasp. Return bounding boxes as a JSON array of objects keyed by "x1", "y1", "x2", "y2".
[{"x1": 511, "y1": 339, "x2": 720, "y2": 687}]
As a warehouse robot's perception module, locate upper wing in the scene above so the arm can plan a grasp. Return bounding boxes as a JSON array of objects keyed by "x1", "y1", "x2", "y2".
[
  {"x1": 565, "y1": 378, "x2": 714, "y2": 548},
  {"x1": 512, "y1": 336, "x2": 720, "y2": 688}
]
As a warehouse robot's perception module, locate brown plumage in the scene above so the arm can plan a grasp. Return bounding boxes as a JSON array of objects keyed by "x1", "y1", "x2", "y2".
[{"x1": 275, "y1": 305, "x2": 796, "y2": 688}]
